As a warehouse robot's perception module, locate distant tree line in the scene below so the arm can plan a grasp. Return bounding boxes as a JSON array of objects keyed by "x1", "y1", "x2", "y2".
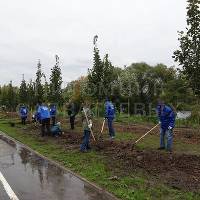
[
  {"x1": 0, "y1": 55, "x2": 63, "y2": 111},
  {"x1": 0, "y1": 45, "x2": 198, "y2": 114},
  {"x1": 0, "y1": 0, "x2": 199, "y2": 114}
]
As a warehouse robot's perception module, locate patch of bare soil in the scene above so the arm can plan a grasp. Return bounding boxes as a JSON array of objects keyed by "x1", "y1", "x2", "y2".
[
  {"x1": 19, "y1": 122, "x2": 200, "y2": 192},
  {"x1": 96, "y1": 140, "x2": 200, "y2": 192},
  {"x1": 112, "y1": 122, "x2": 200, "y2": 144}
]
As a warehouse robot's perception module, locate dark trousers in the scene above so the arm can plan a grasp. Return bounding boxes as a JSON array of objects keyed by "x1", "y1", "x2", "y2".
[
  {"x1": 51, "y1": 116, "x2": 56, "y2": 126},
  {"x1": 107, "y1": 118, "x2": 115, "y2": 137},
  {"x1": 80, "y1": 130, "x2": 91, "y2": 151},
  {"x1": 70, "y1": 116, "x2": 75, "y2": 129},
  {"x1": 41, "y1": 118, "x2": 50, "y2": 136},
  {"x1": 21, "y1": 117, "x2": 27, "y2": 125}
]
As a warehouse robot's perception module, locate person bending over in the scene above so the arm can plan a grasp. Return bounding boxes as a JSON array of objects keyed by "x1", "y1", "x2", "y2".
[{"x1": 37, "y1": 102, "x2": 51, "y2": 137}]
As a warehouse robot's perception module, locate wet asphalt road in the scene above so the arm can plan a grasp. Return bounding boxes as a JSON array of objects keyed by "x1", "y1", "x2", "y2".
[
  {"x1": 0, "y1": 134, "x2": 116, "y2": 200},
  {"x1": 0, "y1": 180, "x2": 9, "y2": 200}
]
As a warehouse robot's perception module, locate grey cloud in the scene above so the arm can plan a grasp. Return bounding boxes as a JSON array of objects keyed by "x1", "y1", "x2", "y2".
[{"x1": 0, "y1": 0, "x2": 187, "y2": 86}]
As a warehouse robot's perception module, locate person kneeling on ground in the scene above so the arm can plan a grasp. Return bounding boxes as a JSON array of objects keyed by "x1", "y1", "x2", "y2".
[
  {"x1": 80, "y1": 102, "x2": 93, "y2": 153},
  {"x1": 105, "y1": 98, "x2": 116, "y2": 140},
  {"x1": 51, "y1": 122, "x2": 63, "y2": 137},
  {"x1": 37, "y1": 102, "x2": 51, "y2": 137},
  {"x1": 19, "y1": 105, "x2": 28, "y2": 125},
  {"x1": 156, "y1": 99, "x2": 176, "y2": 152}
]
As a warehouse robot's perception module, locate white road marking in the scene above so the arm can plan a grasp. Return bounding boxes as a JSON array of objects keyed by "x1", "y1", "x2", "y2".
[{"x1": 0, "y1": 171, "x2": 19, "y2": 200}]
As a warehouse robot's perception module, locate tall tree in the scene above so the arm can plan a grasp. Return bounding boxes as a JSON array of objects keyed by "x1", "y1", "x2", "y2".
[
  {"x1": 88, "y1": 36, "x2": 117, "y2": 100},
  {"x1": 173, "y1": 0, "x2": 200, "y2": 97},
  {"x1": 35, "y1": 60, "x2": 44, "y2": 103},
  {"x1": 102, "y1": 54, "x2": 117, "y2": 97},
  {"x1": 49, "y1": 55, "x2": 63, "y2": 105},
  {"x1": 7, "y1": 81, "x2": 18, "y2": 111},
  {"x1": 19, "y1": 74, "x2": 28, "y2": 104},
  {"x1": 44, "y1": 76, "x2": 50, "y2": 103},
  {"x1": 27, "y1": 79, "x2": 36, "y2": 109},
  {"x1": 88, "y1": 45, "x2": 104, "y2": 100}
]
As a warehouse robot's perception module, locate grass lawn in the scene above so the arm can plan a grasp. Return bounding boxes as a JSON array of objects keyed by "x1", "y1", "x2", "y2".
[{"x1": 0, "y1": 117, "x2": 200, "y2": 200}]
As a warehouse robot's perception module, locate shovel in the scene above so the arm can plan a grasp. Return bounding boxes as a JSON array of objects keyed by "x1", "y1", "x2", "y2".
[
  {"x1": 134, "y1": 124, "x2": 159, "y2": 144},
  {"x1": 98, "y1": 118, "x2": 106, "y2": 140}
]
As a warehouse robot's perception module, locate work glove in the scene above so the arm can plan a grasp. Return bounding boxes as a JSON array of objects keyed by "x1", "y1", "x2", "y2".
[
  {"x1": 168, "y1": 126, "x2": 173, "y2": 130},
  {"x1": 88, "y1": 120, "x2": 93, "y2": 129}
]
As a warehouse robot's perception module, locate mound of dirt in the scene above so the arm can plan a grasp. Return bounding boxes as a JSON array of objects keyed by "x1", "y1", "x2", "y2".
[{"x1": 96, "y1": 140, "x2": 200, "y2": 192}]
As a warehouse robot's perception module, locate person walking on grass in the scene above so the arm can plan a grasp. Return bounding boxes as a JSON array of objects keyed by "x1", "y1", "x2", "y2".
[
  {"x1": 156, "y1": 99, "x2": 176, "y2": 152},
  {"x1": 49, "y1": 103, "x2": 57, "y2": 126},
  {"x1": 80, "y1": 102, "x2": 93, "y2": 153},
  {"x1": 19, "y1": 105, "x2": 28, "y2": 125},
  {"x1": 105, "y1": 98, "x2": 116, "y2": 140},
  {"x1": 67, "y1": 101, "x2": 76, "y2": 130},
  {"x1": 37, "y1": 102, "x2": 51, "y2": 137}
]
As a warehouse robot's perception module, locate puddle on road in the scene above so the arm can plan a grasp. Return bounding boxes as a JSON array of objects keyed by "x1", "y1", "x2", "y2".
[{"x1": 0, "y1": 135, "x2": 116, "y2": 200}]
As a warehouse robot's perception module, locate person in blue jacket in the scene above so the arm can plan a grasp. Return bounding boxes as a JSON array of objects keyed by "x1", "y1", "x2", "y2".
[
  {"x1": 156, "y1": 100, "x2": 176, "y2": 152},
  {"x1": 37, "y1": 102, "x2": 51, "y2": 137},
  {"x1": 105, "y1": 98, "x2": 116, "y2": 139},
  {"x1": 32, "y1": 104, "x2": 40, "y2": 123},
  {"x1": 49, "y1": 104, "x2": 57, "y2": 126},
  {"x1": 19, "y1": 105, "x2": 28, "y2": 125},
  {"x1": 32, "y1": 110, "x2": 41, "y2": 124}
]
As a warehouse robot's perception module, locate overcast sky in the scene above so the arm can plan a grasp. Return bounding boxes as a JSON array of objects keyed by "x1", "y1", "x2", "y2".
[{"x1": 0, "y1": 0, "x2": 187, "y2": 86}]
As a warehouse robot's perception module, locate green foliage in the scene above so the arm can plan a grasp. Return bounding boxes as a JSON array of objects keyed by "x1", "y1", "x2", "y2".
[
  {"x1": 35, "y1": 60, "x2": 44, "y2": 103},
  {"x1": 27, "y1": 79, "x2": 36, "y2": 110},
  {"x1": 102, "y1": 54, "x2": 117, "y2": 96},
  {"x1": 88, "y1": 37, "x2": 117, "y2": 101},
  {"x1": 0, "y1": 82, "x2": 18, "y2": 111},
  {"x1": 173, "y1": 0, "x2": 200, "y2": 96},
  {"x1": 88, "y1": 46, "x2": 104, "y2": 100},
  {"x1": 49, "y1": 55, "x2": 63, "y2": 105},
  {"x1": 19, "y1": 76, "x2": 28, "y2": 104},
  {"x1": 65, "y1": 61, "x2": 198, "y2": 115}
]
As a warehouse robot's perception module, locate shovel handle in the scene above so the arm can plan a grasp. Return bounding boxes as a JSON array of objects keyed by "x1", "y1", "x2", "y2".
[
  {"x1": 135, "y1": 124, "x2": 159, "y2": 144},
  {"x1": 100, "y1": 119, "x2": 106, "y2": 134},
  {"x1": 83, "y1": 108, "x2": 96, "y2": 142}
]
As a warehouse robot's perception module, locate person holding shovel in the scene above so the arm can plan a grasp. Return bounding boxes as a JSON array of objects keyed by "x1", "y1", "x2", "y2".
[
  {"x1": 105, "y1": 98, "x2": 116, "y2": 140},
  {"x1": 156, "y1": 100, "x2": 176, "y2": 152},
  {"x1": 80, "y1": 102, "x2": 93, "y2": 152}
]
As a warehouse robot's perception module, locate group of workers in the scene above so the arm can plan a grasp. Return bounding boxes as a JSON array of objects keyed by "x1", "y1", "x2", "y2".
[
  {"x1": 20, "y1": 102, "x2": 62, "y2": 137},
  {"x1": 19, "y1": 98, "x2": 176, "y2": 153}
]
